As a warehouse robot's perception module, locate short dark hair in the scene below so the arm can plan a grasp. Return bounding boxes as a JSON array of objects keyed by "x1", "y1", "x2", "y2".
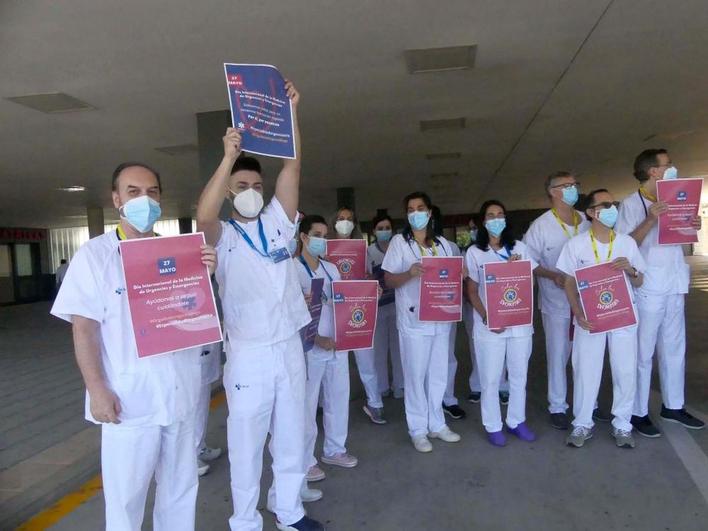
[
  {"x1": 475, "y1": 199, "x2": 516, "y2": 251},
  {"x1": 544, "y1": 170, "x2": 574, "y2": 198},
  {"x1": 111, "y1": 162, "x2": 162, "y2": 192},
  {"x1": 371, "y1": 213, "x2": 393, "y2": 230},
  {"x1": 299, "y1": 214, "x2": 328, "y2": 236},
  {"x1": 633, "y1": 149, "x2": 667, "y2": 182},
  {"x1": 231, "y1": 156, "x2": 262, "y2": 175},
  {"x1": 402, "y1": 191, "x2": 435, "y2": 244},
  {"x1": 582, "y1": 188, "x2": 610, "y2": 220}
]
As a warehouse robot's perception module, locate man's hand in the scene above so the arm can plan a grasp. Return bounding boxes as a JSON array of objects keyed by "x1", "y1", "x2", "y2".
[
  {"x1": 409, "y1": 263, "x2": 425, "y2": 278},
  {"x1": 553, "y1": 271, "x2": 566, "y2": 289},
  {"x1": 509, "y1": 254, "x2": 522, "y2": 262},
  {"x1": 284, "y1": 79, "x2": 300, "y2": 107},
  {"x1": 648, "y1": 201, "x2": 669, "y2": 220},
  {"x1": 691, "y1": 215, "x2": 702, "y2": 231},
  {"x1": 610, "y1": 257, "x2": 634, "y2": 273},
  {"x1": 201, "y1": 245, "x2": 217, "y2": 275},
  {"x1": 315, "y1": 336, "x2": 336, "y2": 351},
  {"x1": 223, "y1": 128, "x2": 242, "y2": 161},
  {"x1": 89, "y1": 385, "x2": 122, "y2": 424},
  {"x1": 573, "y1": 307, "x2": 594, "y2": 331}
]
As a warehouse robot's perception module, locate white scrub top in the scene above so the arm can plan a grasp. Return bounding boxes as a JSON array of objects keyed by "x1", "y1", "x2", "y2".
[
  {"x1": 51, "y1": 231, "x2": 201, "y2": 427},
  {"x1": 381, "y1": 233, "x2": 454, "y2": 336},
  {"x1": 523, "y1": 209, "x2": 591, "y2": 317},
  {"x1": 215, "y1": 197, "x2": 311, "y2": 348},
  {"x1": 295, "y1": 257, "x2": 340, "y2": 343},
  {"x1": 465, "y1": 240, "x2": 538, "y2": 340},
  {"x1": 616, "y1": 190, "x2": 690, "y2": 296}
]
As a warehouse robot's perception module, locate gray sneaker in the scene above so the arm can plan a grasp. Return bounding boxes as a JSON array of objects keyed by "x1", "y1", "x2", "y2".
[
  {"x1": 613, "y1": 428, "x2": 636, "y2": 449},
  {"x1": 566, "y1": 426, "x2": 593, "y2": 448},
  {"x1": 363, "y1": 405, "x2": 387, "y2": 425}
]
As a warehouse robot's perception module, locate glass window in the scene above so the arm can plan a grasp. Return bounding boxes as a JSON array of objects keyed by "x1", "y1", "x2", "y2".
[{"x1": 15, "y1": 244, "x2": 33, "y2": 276}]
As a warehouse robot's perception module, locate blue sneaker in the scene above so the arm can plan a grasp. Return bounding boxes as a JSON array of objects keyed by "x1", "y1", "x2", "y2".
[{"x1": 276, "y1": 515, "x2": 325, "y2": 531}]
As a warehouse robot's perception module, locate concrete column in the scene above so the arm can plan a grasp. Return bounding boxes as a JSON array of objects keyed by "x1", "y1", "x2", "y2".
[
  {"x1": 197, "y1": 110, "x2": 235, "y2": 221},
  {"x1": 178, "y1": 217, "x2": 193, "y2": 234},
  {"x1": 337, "y1": 187, "x2": 355, "y2": 210},
  {"x1": 87, "y1": 207, "x2": 104, "y2": 238}
]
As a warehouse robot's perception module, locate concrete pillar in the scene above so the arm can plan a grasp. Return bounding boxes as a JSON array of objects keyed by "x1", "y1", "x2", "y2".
[
  {"x1": 87, "y1": 207, "x2": 104, "y2": 238},
  {"x1": 197, "y1": 110, "x2": 233, "y2": 221},
  {"x1": 337, "y1": 187, "x2": 355, "y2": 210},
  {"x1": 178, "y1": 217, "x2": 193, "y2": 234}
]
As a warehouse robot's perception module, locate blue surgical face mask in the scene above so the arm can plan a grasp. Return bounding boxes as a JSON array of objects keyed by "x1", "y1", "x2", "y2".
[
  {"x1": 485, "y1": 218, "x2": 506, "y2": 237},
  {"x1": 121, "y1": 195, "x2": 161, "y2": 233},
  {"x1": 306, "y1": 236, "x2": 327, "y2": 257},
  {"x1": 662, "y1": 166, "x2": 678, "y2": 180},
  {"x1": 407, "y1": 211, "x2": 430, "y2": 231},
  {"x1": 561, "y1": 185, "x2": 579, "y2": 206},
  {"x1": 375, "y1": 229, "x2": 392, "y2": 242},
  {"x1": 287, "y1": 238, "x2": 298, "y2": 255},
  {"x1": 597, "y1": 205, "x2": 618, "y2": 228}
]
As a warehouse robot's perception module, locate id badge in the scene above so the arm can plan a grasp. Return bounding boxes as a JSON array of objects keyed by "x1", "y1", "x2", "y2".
[{"x1": 269, "y1": 247, "x2": 290, "y2": 263}]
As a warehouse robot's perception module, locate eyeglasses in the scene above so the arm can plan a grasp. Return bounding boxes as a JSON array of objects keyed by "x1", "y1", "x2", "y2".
[
  {"x1": 550, "y1": 182, "x2": 580, "y2": 190},
  {"x1": 589, "y1": 201, "x2": 619, "y2": 209}
]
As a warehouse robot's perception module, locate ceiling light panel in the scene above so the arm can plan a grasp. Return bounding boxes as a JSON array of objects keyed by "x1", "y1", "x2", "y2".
[
  {"x1": 6, "y1": 93, "x2": 94, "y2": 113},
  {"x1": 420, "y1": 117, "x2": 466, "y2": 132},
  {"x1": 405, "y1": 45, "x2": 477, "y2": 74}
]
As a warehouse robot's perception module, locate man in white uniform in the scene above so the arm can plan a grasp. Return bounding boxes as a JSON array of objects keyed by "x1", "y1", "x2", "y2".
[
  {"x1": 616, "y1": 149, "x2": 704, "y2": 437},
  {"x1": 523, "y1": 171, "x2": 593, "y2": 430},
  {"x1": 51, "y1": 162, "x2": 215, "y2": 530},
  {"x1": 196, "y1": 82, "x2": 325, "y2": 531},
  {"x1": 194, "y1": 341, "x2": 223, "y2": 476},
  {"x1": 557, "y1": 189, "x2": 647, "y2": 449}
]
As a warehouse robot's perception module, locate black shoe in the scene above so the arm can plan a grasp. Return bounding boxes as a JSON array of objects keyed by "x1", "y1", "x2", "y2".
[
  {"x1": 277, "y1": 515, "x2": 325, "y2": 531},
  {"x1": 549, "y1": 412, "x2": 569, "y2": 430},
  {"x1": 631, "y1": 415, "x2": 661, "y2": 438},
  {"x1": 660, "y1": 405, "x2": 706, "y2": 430},
  {"x1": 592, "y1": 407, "x2": 611, "y2": 423},
  {"x1": 467, "y1": 392, "x2": 481, "y2": 403},
  {"x1": 443, "y1": 403, "x2": 467, "y2": 420},
  {"x1": 499, "y1": 391, "x2": 510, "y2": 406}
]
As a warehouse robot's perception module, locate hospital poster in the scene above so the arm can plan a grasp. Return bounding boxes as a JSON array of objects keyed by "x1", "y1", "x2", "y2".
[
  {"x1": 119, "y1": 233, "x2": 222, "y2": 358},
  {"x1": 332, "y1": 280, "x2": 379, "y2": 351},
  {"x1": 574, "y1": 262, "x2": 637, "y2": 334},
  {"x1": 224, "y1": 63, "x2": 296, "y2": 159},
  {"x1": 419, "y1": 256, "x2": 463, "y2": 322},
  {"x1": 326, "y1": 239, "x2": 367, "y2": 280},
  {"x1": 300, "y1": 277, "x2": 324, "y2": 352},
  {"x1": 656, "y1": 177, "x2": 703, "y2": 245},
  {"x1": 483, "y1": 260, "x2": 533, "y2": 330}
]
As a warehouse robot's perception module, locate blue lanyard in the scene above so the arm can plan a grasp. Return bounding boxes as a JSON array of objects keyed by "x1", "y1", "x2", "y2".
[
  {"x1": 228, "y1": 218, "x2": 269, "y2": 258},
  {"x1": 299, "y1": 255, "x2": 333, "y2": 281},
  {"x1": 492, "y1": 245, "x2": 512, "y2": 261}
]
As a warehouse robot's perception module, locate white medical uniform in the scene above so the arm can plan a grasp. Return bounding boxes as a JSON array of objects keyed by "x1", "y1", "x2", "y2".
[
  {"x1": 295, "y1": 257, "x2": 350, "y2": 470},
  {"x1": 382, "y1": 234, "x2": 454, "y2": 438},
  {"x1": 556, "y1": 230, "x2": 647, "y2": 432},
  {"x1": 215, "y1": 198, "x2": 311, "y2": 531},
  {"x1": 195, "y1": 341, "x2": 222, "y2": 452},
  {"x1": 51, "y1": 231, "x2": 201, "y2": 531},
  {"x1": 367, "y1": 242, "x2": 403, "y2": 396},
  {"x1": 616, "y1": 190, "x2": 691, "y2": 416},
  {"x1": 444, "y1": 241, "x2": 462, "y2": 407},
  {"x1": 463, "y1": 301, "x2": 508, "y2": 393},
  {"x1": 523, "y1": 209, "x2": 591, "y2": 414},
  {"x1": 466, "y1": 241, "x2": 538, "y2": 433}
]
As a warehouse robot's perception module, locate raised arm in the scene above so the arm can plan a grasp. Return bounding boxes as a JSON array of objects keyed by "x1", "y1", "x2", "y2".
[
  {"x1": 196, "y1": 129, "x2": 242, "y2": 247},
  {"x1": 275, "y1": 80, "x2": 301, "y2": 221},
  {"x1": 72, "y1": 316, "x2": 122, "y2": 423}
]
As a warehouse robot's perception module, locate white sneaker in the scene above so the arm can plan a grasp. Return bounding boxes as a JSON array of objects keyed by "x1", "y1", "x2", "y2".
[
  {"x1": 412, "y1": 435, "x2": 433, "y2": 453},
  {"x1": 306, "y1": 465, "x2": 326, "y2": 482},
  {"x1": 198, "y1": 446, "x2": 222, "y2": 462},
  {"x1": 429, "y1": 426, "x2": 461, "y2": 443},
  {"x1": 197, "y1": 459, "x2": 210, "y2": 477},
  {"x1": 300, "y1": 484, "x2": 323, "y2": 503},
  {"x1": 321, "y1": 452, "x2": 358, "y2": 468}
]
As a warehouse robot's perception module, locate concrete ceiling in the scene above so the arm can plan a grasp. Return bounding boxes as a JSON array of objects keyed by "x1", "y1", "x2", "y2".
[{"x1": 2, "y1": 0, "x2": 708, "y2": 228}]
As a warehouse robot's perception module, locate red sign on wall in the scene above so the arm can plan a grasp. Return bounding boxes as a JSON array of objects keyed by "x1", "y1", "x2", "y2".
[{"x1": 0, "y1": 228, "x2": 47, "y2": 241}]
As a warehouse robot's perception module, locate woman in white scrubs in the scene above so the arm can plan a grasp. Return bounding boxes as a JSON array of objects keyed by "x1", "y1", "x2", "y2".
[
  {"x1": 465, "y1": 200, "x2": 539, "y2": 447},
  {"x1": 382, "y1": 191, "x2": 462, "y2": 452}
]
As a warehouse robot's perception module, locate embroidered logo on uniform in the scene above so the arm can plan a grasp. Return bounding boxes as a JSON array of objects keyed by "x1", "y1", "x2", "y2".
[
  {"x1": 158, "y1": 257, "x2": 177, "y2": 275},
  {"x1": 115, "y1": 287, "x2": 126, "y2": 295},
  {"x1": 234, "y1": 383, "x2": 250, "y2": 390}
]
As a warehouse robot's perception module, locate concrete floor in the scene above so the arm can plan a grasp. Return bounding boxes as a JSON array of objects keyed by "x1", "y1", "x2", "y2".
[{"x1": 3, "y1": 257, "x2": 708, "y2": 530}]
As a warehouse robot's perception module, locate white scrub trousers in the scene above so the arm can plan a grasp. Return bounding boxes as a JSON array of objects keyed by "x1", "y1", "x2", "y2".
[
  {"x1": 101, "y1": 418, "x2": 198, "y2": 531},
  {"x1": 541, "y1": 312, "x2": 573, "y2": 414},
  {"x1": 571, "y1": 326, "x2": 637, "y2": 432},
  {"x1": 373, "y1": 304, "x2": 403, "y2": 394},
  {"x1": 399, "y1": 331, "x2": 449, "y2": 438},
  {"x1": 224, "y1": 333, "x2": 306, "y2": 531},
  {"x1": 304, "y1": 350, "x2": 350, "y2": 469},
  {"x1": 354, "y1": 348, "x2": 383, "y2": 408},
  {"x1": 444, "y1": 323, "x2": 460, "y2": 406},
  {"x1": 474, "y1": 336, "x2": 532, "y2": 433},
  {"x1": 633, "y1": 293, "x2": 686, "y2": 416}
]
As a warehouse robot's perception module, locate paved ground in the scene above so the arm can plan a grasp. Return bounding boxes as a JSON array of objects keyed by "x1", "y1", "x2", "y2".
[{"x1": 3, "y1": 257, "x2": 708, "y2": 530}]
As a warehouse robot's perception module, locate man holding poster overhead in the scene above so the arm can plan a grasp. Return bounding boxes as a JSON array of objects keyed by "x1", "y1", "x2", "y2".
[
  {"x1": 197, "y1": 81, "x2": 325, "y2": 531},
  {"x1": 616, "y1": 149, "x2": 704, "y2": 437},
  {"x1": 51, "y1": 162, "x2": 217, "y2": 531},
  {"x1": 557, "y1": 189, "x2": 646, "y2": 449}
]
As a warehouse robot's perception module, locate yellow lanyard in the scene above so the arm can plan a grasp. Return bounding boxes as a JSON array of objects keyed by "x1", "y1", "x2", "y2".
[
  {"x1": 416, "y1": 241, "x2": 438, "y2": 257},
  {"x1": 551, "y1": 208, "x2": 579, "y2": 239},
  {"x1": 589, "y1": 229, "x2": 614, "y2": 264},
  {"x1": 116, "y1": 225, "x2": 128, "y2": 240},
  {"x1": 639, "y1": 187, "x2": 657, "y2": 203}
]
